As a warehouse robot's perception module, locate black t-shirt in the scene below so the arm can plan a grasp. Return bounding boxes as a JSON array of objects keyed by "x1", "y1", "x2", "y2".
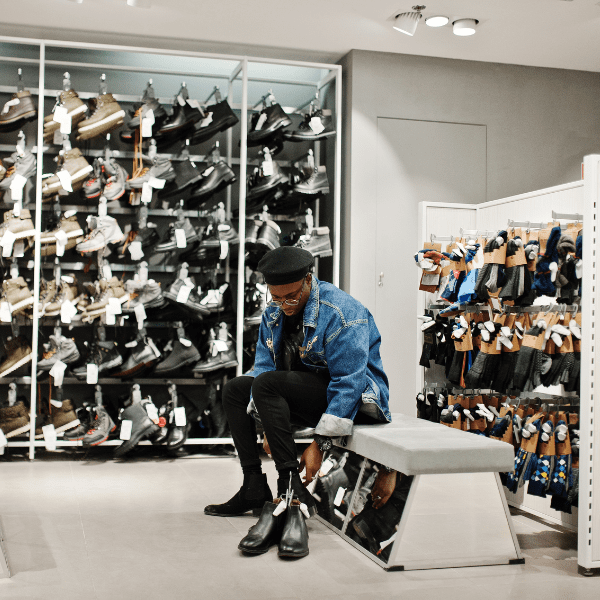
[{"x1": 282, "y1": 312, "x2": 309, "y2": 372}]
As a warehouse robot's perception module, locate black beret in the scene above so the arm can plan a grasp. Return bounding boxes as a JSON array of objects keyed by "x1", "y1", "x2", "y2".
[{"x1": 257, "y1": 247, "x2": 314, "y2": 285}]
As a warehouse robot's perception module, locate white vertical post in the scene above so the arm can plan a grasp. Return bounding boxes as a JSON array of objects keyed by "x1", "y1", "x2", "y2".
[
  {"x1": 333, "y1": 66, "x2": 342, "y2": 288},
  {"x1": 235, "y1": 59, "x2": 249, "y2": 377},
  {"x1": 28, "y1": 41, "x2": 45, "y2": 461}
]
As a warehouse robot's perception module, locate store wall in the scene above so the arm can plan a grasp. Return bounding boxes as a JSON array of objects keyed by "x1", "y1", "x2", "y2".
[{"x1": 341, "y1": 49, "x2": 600, "y2": 414}]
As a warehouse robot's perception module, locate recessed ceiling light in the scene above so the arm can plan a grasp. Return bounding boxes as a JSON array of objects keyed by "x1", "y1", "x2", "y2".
[
  {"x1": 425, "y1": 15, "x2": 449, "y2": 27},
  {"x1": 65, "y1": 0, "x2": 83, "y2": 3},
  {"x1": 453, "y1": 18, "x2": 478, "y2": 36},
  {"x1": 127, "y1": 0, "x2": 151, "y2": 7},
  {"x1": 393, "y1": 5, "x2": 426, "y2": 36}
]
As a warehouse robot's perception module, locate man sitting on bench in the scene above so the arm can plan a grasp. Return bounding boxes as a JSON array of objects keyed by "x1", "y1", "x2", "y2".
[{"x1": 204, "y1": 246, "x2": 393, "y2": 517}]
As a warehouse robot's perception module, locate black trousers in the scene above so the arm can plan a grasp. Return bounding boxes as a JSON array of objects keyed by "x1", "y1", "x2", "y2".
[{"x1": 222, "y1": 371, "x2": 331, "y2": 472}]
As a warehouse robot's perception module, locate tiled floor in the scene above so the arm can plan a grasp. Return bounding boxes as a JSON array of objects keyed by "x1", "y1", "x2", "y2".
[{"x1": 0, "y1": 453, "x2": 595, "y2": 600}]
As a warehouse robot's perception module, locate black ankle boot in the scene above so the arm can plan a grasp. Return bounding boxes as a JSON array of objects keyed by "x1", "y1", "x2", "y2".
[
  {"x1": 277, "y1": 471, "x2": 317, "y2": 516},
  {"x1": 278, "y1": 500, "x2": 309, "y2": 558},
  {"x1": 238, "y1": 498, "x2": 284, "y2": 554},
  {"x1": 204, "y1": 473, "x2": 272, "y2": 517}
]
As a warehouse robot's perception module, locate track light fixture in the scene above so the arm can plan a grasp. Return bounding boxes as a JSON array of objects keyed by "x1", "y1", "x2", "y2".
[
  {"x1": 425, "y1": 15, "x2": 449, "y2": 27},
  {"x1": 393, "y1": 5, "x2": 426, "y2": 36},
  {"x1": 452, "y1": 18, "x2": 479, "y2": 36}
]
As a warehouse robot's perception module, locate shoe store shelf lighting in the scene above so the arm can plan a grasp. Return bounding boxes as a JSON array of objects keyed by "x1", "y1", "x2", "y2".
[{"x1": 392, "y1": 6, "x2": 479, "y2": 36}]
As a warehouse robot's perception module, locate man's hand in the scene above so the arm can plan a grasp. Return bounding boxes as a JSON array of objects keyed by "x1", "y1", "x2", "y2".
[
  {"x1": 371, "y1": 469, "x2": 397, "y2": 510},
  {"x1": 298, "y1": 441, "x2": 323, "y2": 486},
  {"x1": 262, "y1": 434, "x2": 271, "y2": 457}
]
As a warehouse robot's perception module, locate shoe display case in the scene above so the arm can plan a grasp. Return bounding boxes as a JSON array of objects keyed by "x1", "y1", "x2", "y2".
[{"x1": 0, "y1": 36, "x2": 341, "y2": 460}]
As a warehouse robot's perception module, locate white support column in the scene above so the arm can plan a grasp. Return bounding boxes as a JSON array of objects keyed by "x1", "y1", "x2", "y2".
[
  {"x1": 0, "y1": 518, "x2": 10, "y2": 578},
  {"x1": 333, "y1": 66, "x2": 342, "y2": 288}
]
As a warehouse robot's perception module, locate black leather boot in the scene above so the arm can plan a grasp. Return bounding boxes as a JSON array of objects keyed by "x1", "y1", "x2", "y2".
[
  {"x1": 278, "y1": 500, "x2": 309, "y2": 558},
  {"x1": 277, "y1": 471, "x2": 317, "y2": 517},
  {"x1": 238, "y1": 499, "x2": 284, "y2": 554},
  {"x1": 204, "y1": 473, "x2": 272, "y2": 517}
]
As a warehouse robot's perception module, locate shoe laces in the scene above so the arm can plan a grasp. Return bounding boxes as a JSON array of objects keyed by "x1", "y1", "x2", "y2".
[{"x1": 121, "y1": 230, "x2": 138, "y2": 254}]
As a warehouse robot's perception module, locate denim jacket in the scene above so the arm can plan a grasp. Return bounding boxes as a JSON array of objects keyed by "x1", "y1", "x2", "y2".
[{"x1": 247, "y1": 277, "x2": 391, "y2": 437}]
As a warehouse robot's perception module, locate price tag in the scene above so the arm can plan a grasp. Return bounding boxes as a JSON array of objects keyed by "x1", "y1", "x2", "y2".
[
  {"x1": 132, "y1": 387, "x2": 142, "y2": 402},
  {"x1": 174, "y1": 406, "x2": 187, "y2": 426},
  {"x1": 148, "y1": 176, "x2": 166, "y2": 189},
  {"x1": 60, "y1": 114, "x2": 72, "y2": 135},
  {"x1": 49, "y1": 360, "x2": 67, "y2": 387},
  {"x1": 9, "y1": 173, "x2": 27, "y2": 201},
  {"x1": 87, "y1": 363, "x2": 99, "y2": 384},
  {"x1": 186, "y1": 98, "x2": 201, "y2": 110},
  {"x1": 177, "y1": 94, "x2": 186, "y2": 106},
  {"x1": 202, "y1": 166, "x2": 215, "y2": 177},
  {"x1": 309, "y1": 116, "x2": 325, "y2": 134},
  {"x1": 254, "y1": 113, "x2": 267, "y2": 131},
  {"x1": 13, "y1": 201, "x2": 21, "y2": 218},
  {"x1": 146, "y1": 403, "x2": 159, "y2": 423},
  {"x1": 53, "y1": 128, "x2": 63, "y2": 145},
  {"x1": 1, "y1": 230, "x2": 16, "y2": 257},
  {"x1": 219, "y1": 240, "x2": 229, "y2": 260},
  {"x1": 141, "y1": 109, "x2": 154, "y2": 138},
  {"x1": 120, "y1": 419, "x2": 132, "y2": 440},
  {"x1": 13, "y1": 240, "x2": 24, "y2": 258},
  {"x1": 199, "y1": 112, "x2": 213, "y2": 128},
  {"x1": 57, "y1": 169, "x2": 73, "y2": 192},
  {"x1": 105, "y1": 312, "x2": 116, "y2": 325},
  {"x1": 141, "y1": 182, "x2": 152, "y2": 204},
  {"x1": 174, "y1": 228, "x2": 187, "y2": 248},
  {"x1": 262, "y1": 157, "x2": 273, "y2": 176},
  {"x1": 55, "y1": 229, "x2": 68, "y2": 257},
  {"x1": 98, "y1": 199, "x2": 108, "y2": 217},
  {"x1": 319, "y1": 458, "x2": 334, "y2": 477},
  {"x1": 333, "y1": 486, "x2": 346, "y2": 507},
  {"x1": 50, "y1": 399, "x2": 63, "y2": 408},
  {"x1": 134, "y1": 304, "x2": 146, "y2": 329},
  {"x1": 130, "y1": 192, "x2": 140, "y2": 206},
  {"x1": 179, "y1": 337, "x2": 192, "y2": 347},
  {"x1": 213, "y1": 339, "x2": 228, "y2": 354},
  {"x1": 0, "y1": 428, "x2": 7, "y2": 449},
  {"x1": 0, "y1": 302, "x2": 11, "y2": 323},
  {"x1": 147, "y1": 337, "x2": 160, "y2": 358},
  {"x1": 108, "y1": 296, "x2": 122, "y2": 315},
  {"x1": 102, "y1": 264, "x2": 113, "y2": 280},
  {"x1": 54, "y1": 105, "x2": 68, "y2": 122},
  {"x1": 42, "y1": 424, "x2": 57, "y2": 451},
  {"x1": 128, "y1": 240, "x2": 144, "y2": 261},
  {"x1": 176, "y1": 284, "x2": 192, "y2": 304},
  {"x1": 60, "y1": 299, "x2": 77, "y2": 324},
  {"x1": 273, "y1": 501, "x2": 287, "y2": 516}
]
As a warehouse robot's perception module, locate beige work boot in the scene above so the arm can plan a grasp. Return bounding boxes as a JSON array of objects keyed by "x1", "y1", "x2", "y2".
[
  {"x1": 2, "y1": 277, "x2": 34, "y2": 314},
  {"x1": 0, "y1": 336, "x2": 33, "y2": 378},
  {"x1": 39, "y1": 279, "x2": 58, "y2": 315},
  {"x1": 77, "y1": 94, "x2": 125, "y2": 141},
  {"x1": 44, "y1": 89, "x2": 88, "y2": 135},
  {"x1": 42, "y1": 148, "x2": 94, "y2": 198},
  {"x1": 44, "y1": 278, "x2": 81, "y2": 317},
  {"x1": 0, "y1": 401, "x2": 31, "y2": 438},
  {"x1": 0, "y1": 209, "x2": 35, "y2": 242},
  {"x1": 83, "y1": 277, "x2": 128, "y2": 318},
  {"x1": 40, "y1": 211, "x2": 85, "y2": 256}
]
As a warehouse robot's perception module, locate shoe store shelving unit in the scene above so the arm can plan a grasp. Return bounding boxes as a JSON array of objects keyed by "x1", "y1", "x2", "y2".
[{"x1": 0, "y1": 36, "x2": 341, "y2": 459}]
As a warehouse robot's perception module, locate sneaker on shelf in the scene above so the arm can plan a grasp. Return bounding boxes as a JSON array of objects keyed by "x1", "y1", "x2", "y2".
[
  {"x1": 111, "y1": 336, "x2": 161, "y2": 378},
  {"x1": 114, "y1": 400, "x2": 160, "y2": 458},
  {"x1": 126, "y1": 97, "x2": 168, "y2": 130},
  {"x1": 154, "y1": 218, "x2": 200, "y2": 253},
  {"x1": 127, "y1": 156, "x2": 176, "y2": 189},
  {"x1": 43, "y1": 277, "x2": 80, "y2": 317},
  {"x1": 2, "y1": 276, "x2": 34, "y2": 315},
  {"x1": 188, "y1": 161, "x2": 236, "y2": 207},
  {"x1": 247, "y1": 160, "x2": 288, "y2": 203},
  {"x1": 193, "y1": 325, "x2": 238, "y2": 374},
  {"x1": 256, "y1": 220, "x2": 281, "y2": 252},
  {"x1": 63, "y1": 404, "x2": 93, "y2": 441},
  {"x1": 199, "y1": 283, "x2": 230, "y2": 313},
  {"x1": 41, "y1": 148, "x2": 94, "y2": 198},
  {"x1": 0, "y1": 336, "x2": 33, "y2": 378},
  {"x1": 40, "y1": 211, "x2": 85, "y2": 256},
  {"x1": 82, "y1": 405, "x2": 116, "y2": 446},
  {"x1": 76, "y1": 94, "x2": 125, "y2": 141},
  {"x1": 0, "y1": 401, "x2": 31, "y2": 438},
  {"x1": 82, "y1": 158, "x2": 104, "y2": 199},
  {"x1": 44, "y1": 89, "x2": 88, "y2": 138},
  {"x1": 0, "y1": 150, "x2": 37, "y2": 197},
  {"x1": 154, "y1": 339, "x2": 201, "y2": 375},
  {"x1": 37, "y1": 334, "x2": 80, "y2": 371},
  {"x1": 190, "y1": 98, "x2": 239, "y2": 145},
  {"x1": 48, "y1": 399, "x2": 80, "y2": 435},
  {"x1": 0, "y1": 209, "x2": 36, "y2": 244},
  {"x1": 284, "y1": 108, "x2": 335, "y2": 142},
  {"x1": 294, "y1": 226, "x2": 333, "y2": 258},
  {"x1": 76, "y1": 215, "x2": 124, "y2": 253},
  {"x1": 293, "y1": 166, "x2": 330, "y2": 196},
  {"x1": 0, "y1": 90, "x2": 37, "y2": 132},
  {"x1": 103, "y1": 159, "x2": 129, "y2": 201},
  {"x1": 247, "y1": 103, "x2": 291, "y2": 144},
  {"x1": 81, "y1": 277, "x2": 128, "y2": 319},
  {"x1": 163, "y1": 277, "x2": 211, "y2": 317},
  {"x1": 72, "y1": 340, "x2": 123, "y2": 380},
  {"x1": 123, "y1": 279, "x2": 167, "y2": 312}
]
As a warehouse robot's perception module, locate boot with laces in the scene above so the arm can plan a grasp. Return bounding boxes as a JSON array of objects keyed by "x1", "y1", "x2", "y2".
[
  {"x1": 0, "y1": 209, "x2": 36, "y2": 244},
  {"x1": 123, "y1": 279, "x2": 167, "y2": 312},
  {"x1": 44, "y1": 89, "x2": 88, "y2": 140},
  {"x1": 112, "y1": 334, "x2": 161, "y2": 377},
  {"x1": 114, "y1": 400, "x2": 160, "y2": 458},
  {"x1": 72, "y1": 341, "x2": 123, "y2": 379},
  {"x1": 103, "y1": 159, "x2": 129, "y2": 201},
  {"x1": 154, "y1": 217, "x2": 200, "y2": 252},
  {"x1": 0, "y1": 401, "x2": 31, "y2": 438},
  {"x1": 193, "y1": 324, "x2": 238, "y2": 374},
  {"x1": 82, "y1": 277, "x2": 128, "y2": 318},
  {"x1": 198, "y1": 283, "x2": 230, "y2": 313},
  {"x1": 163, "y1": 277, "x2": 211, "y2": 317},
  {"x1": 0, "y1": 336, "x2": 33, "y2": 378},
  {"x1": 42, "y1": 148, "x2": 94, "y2": 198},
  {"x1": 126, "y1": 97, "x2": 167, "y2": 130},
  {"x1": 37, "y1": 334, "x2": 80, "y2": 371},
  {"x1": 0, "y1": 90, "x2": 37, "y2": 132},
  {"x1": 39, "y1": 279, "x2": 58, "y2": 315},
  {"x1": 76, "y1": 215, "x2": 124, "y2": 253},
  {"x1": 77, "y1": 93, "x2": 125, "y2": 141},
  {"x1": 2, "y1": 277, "x2": 34, "y2": 315},
  {"x1": 294, "y1": 226, "x2": 332, "y2": 258},
  {"x1": 48, "y1": 399, "x2": 80, "y2": 435},
  {"x1": 82, "y1": 158, "x2": 104, "y2": 199},
  {"x1": 284, "y1": 108, "x2": 335, "y2": 142},
  {"x1": 43, "y1": 277, "x2": 80, "y2": 317},
  {"x1": 293, "y1": 166, "x2": 329, "y2": 196},
  {"x1": 82, "y1": 405, "x2": 116, "y2": 446},
  {"x1": 247, "y1": 159, "x2": 288, "y2": 203},
  {"x1": 128, "y1": 156, "x2": 176, "y2": 188},
  {"x1": 0, "y1": 150, "x2": 37, "y2": 197},
  {"x1": 40, "y1": 211, "x2": 85, "y2": 256},
  {"x1": 154, "y1": 339, "x2": 201, "y2": 375}
]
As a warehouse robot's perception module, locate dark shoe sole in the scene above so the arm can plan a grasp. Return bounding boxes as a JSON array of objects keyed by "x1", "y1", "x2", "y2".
[
  {"x1": 188, "y1": 175, "x2": 237, "y2": 206},
  {"x1": 190, "y1": 116, "x2": 239, "y2": 145},
  {"x1": 111, "y1": 360, "x2": 156, "y2": 378},
  {"x1": 278, "y1": 549, "x2": 309, "y2": 559},
  {"x1": 193, "y1": 359, "x2": 238, "y2": 374},
  {"x1": 248, "y1": 118, "x2": 292, "y2": 141},
  {"x1": 114, "y1": 422, "x2": 158, "y2": 458},
  {"x1": 238, "y1": 543, "x2": 273, "y2": 555},
  {"x1": 154, "y1": 355, "x2": 201, "y2": 375},
  {"x1": 204, "y1": 505, "x2": 264, "y2": 518}
]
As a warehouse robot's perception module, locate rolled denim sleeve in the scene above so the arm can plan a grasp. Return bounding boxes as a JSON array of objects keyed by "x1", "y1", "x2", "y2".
[{"x1": 315, "y1": 319, "x2": 369, "y2": 437}]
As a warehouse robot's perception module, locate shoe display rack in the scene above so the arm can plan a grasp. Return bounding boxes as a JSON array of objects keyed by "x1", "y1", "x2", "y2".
[{"x1": 0, "y1": 36, "x2": 341, "y2": 459}]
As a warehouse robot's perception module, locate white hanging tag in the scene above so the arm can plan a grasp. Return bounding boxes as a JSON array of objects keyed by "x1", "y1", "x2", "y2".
[
  {"x1": 299, "y1": 503, "x2": 311, "y2": 519},
  {"x1": 55, "y1": 229, "x2": 68, "y2": 257},
  {"x1": 13, "y1": 202, "x2": 21, "y2": 218},
  {"x1": 0, "y1": 428, "x2": 7, "y2": 449},
  {"x1": 128, "y1": 240, "x2": 144, "y2": 260},
  {"x1": 186, "y1": 98, "x2": 201, "y2": 110},
  {"x1": 500, "y1": 326, "x2": 511, "y2": 338},
  {"x1": 108, "y1": 297, "x2": 122, "y2": 315},
  {"x1": 13, "y1": 239, "x2": 24, "y2": 258},
  {"x1": 309, "y1": 116, "x2": 325, "y2": 134},
  {"x1": 146, "y1": 402, "x2": 159, "y2": 423},
  {"x1": 147, "y1": 337, "x2": 160, "y2": 358},
  {"x1": 273, "y1": 501, "x2": 287, "y2": 516},
  {"x1": 49, "y1": 360, "x2": 67, "y2": 387},
  {"x1": 141, "y1": 182, "x2": 153, "y2": 203},
  {"x1": 54, "y1": 105, "x2": 68, "y2": 122},
  {"x1": 174, "y1": 406, "x2": 187, "y2": 426},
  {"x1": 120, "y1": 419, "x2": 132, "y2": 440},
  {"x1": 179, "y1": 266, "x2": 189, "y2": 281},
  {"x1": 60, "y1": 114, "x2": 72, "y2": 135},
  {"x1": 575, "y1": 259, "x2": 583, "y2": 280},
  {"x1": 98, "y1": 198, "x2": 108, "y2": 217},
  {"x1": 176, "y1": 284, "x2": 192, "y2": 304},
  {"x1": 9, "y1": 173, "x2": 27, "y2": 201},
  {"x1": 86, "y1": 363, "x2": 99, "y2": 384},
  {"x1": 134, "y1": 304, "x2": 146, "y2": 328},
  {"x1": 219, "y1": 240, "x2": 229, "y2": 260},
  {"x1": 484, "y1": 321, "x2": 495, "y2": 332},
  {"x1": 333, "y1": 487, "x2": 346, "y2": 507},
  {"x1": 1, "y1": 230, "x2": 16, "y2": 257},
  {"x1": 175, "y1": 228, "x2": 187, "y2": 248},
  {"x1": 42, "y1": 424, "x2": 57, "y2": 451},
  {"x1": 53, "y1": 128, "x2": 63, "y2": 145},
  {"x1": 199, "y1": 112, "x2": 213, "y2": 127},
  {"x1": 262, "y1": 156, "x2": 273, "y2": 176},
  {"x1": 105, "y1": 312, "x2": 116, "y2": 325},
  {"x1": 254, "y1": 113, "x2": 267, "y2": 131},
  {"x1": 131, "y1": 388, "x2": 142, "y2": 402},
  {"x1": 499, "y1": 335, "x2": 513, "y2": 350},
  {"x1": 319, "y1": 457, "x2": 334, "y2": 477},
  {"x1": 102, "y1": 264, "x2": 113, "y2": 280},
  {"x1": 179, "y1": 337, "x2": 192, "y2": 347},
  {"x1": 213, "y1": 339, "x2": 228, "y2": 353},
  {"x1": 148, "y1": 176, "x2": 166, "y2": 189},
  {"x1": 0, "y1": 301, "x2": 12, "y2": 323},
  {"x1": 130, "y1": 192, "x2": 141, "y2": 206},
  {"x1": 177, "y1": 94, "x2": 186, "y2": 106},
  {"x1": 60, "y1": 300, "x2": 77, "y2": 324},
  {"x1": 57, "y1": 169, "x2": 73, "y2": 192},
  {"x1": 202, "y1": 166, "x2": 215, "y2": 177},
  {"x1": 141, "y1": 109, "x2": 154, "y2": 138}
]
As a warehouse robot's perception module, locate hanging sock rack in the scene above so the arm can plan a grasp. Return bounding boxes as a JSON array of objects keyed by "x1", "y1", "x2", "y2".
[{"x1": 552, "y1": 210, "x2": 583, "y2": 221}]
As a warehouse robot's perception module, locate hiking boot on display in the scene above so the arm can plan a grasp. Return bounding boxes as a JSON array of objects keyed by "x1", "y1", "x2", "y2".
[
  {"x1": 2, "y1": 277, "x2": 34, "y2": 315},
  {"x1": 114, "y1": 224, "x2": 159, "y2": 258},
  {"x1": 77, "y1": 93, "x2": 125, "y2": 141},
  {"x1": 0, "y1": 150, "x2": 37, "y2": 198},
  {"x1": 127, "y1": 156, "x2": 176, "y2": 189},
  {"x1": 190, "y1": 99, "x2": 239, "y2": 145},
  {"x1": 248, "y1": 103, "x2": 291, "y2": 144},
  {"x1": 0, "y1": 209, "x2": 36, "y2": 244},
  {"x1": 37, "y1": 334, "x2": 80, "y2": 371},
  {"x1": 0, "y1": 337, "x2": 33, "y2": 378},
  {"x1": 40, "y1": 211, "x2": 85, "y2": 256},
  {"x1": 193, "y1": 325, "x2": 238, "y2": 374},
  {"x1": 63, "y1": 404, "x2": 93, "y2": 441},
  {"x1": 284, "y1": 108, "x2": 335, "y2": 142},
  {"x1": 0, "y1": 401, "x2": 31, "y2": 438},
  {"x1": 204, "y1": 472, "x2": 273, "y2": 517},
  {"x1": 112, "y1": 336, "x2": 161, "y2": 378},
  {"x1": 293, "y1": 166, "x2": 330, "y2": 196},
  {"x1": 39, "y1": 279, "x2": 58, "y2": 315},
  {"x1": 247, "y1": 160, "x2": 288, "y2": 203},
  {"x1": 163, "y1": 277, "x2": 211, "y2": 317},
  {"x1": 188, "y1": 161, "x2": 236, "y2": 207},
  {"x1": 43, "y1": 277, "x2": 80, "y2": 317},
  {"x1": 72, "y1": 340, "x2": 123, "y2": 379},
  {"x1": 123, "y1": 279, "x2": 167, "y2": 312},
  {"x1": 82, "y1": 158, "x2": 104, "y2": 199},
  {"x1": 114, "y1": 400, "x2": 160, "y2": 457},
  {"x1": 294, "y1": 226, "x2": 333, "y2": 258},
  {"x1": 126, "y1": 97, "x2": 168, "y2": 129},
  {"x1": 154, "y1": 339, "x2": 201, "y2": 375},
  {"x1": 76, "y1": 215, "x2": 124, "y2": 253},
  {"x1": 154, "y1": 218, "x2": 200, "y2": 252},
  {"x1": 165, "y1": 157, "x2": 203, "y2": 195},
  {"x1": 81, "y1": 277, "x2": 128, "y2": 318},
  {"x1": 198, "y1": 283, "x2": 230, "y2": 313},
  {"x1": 103, "y1": 159, "x2": 129, "y2": 201},
  {"x1": 256, "y1": 220, "x2": 281, "y2": 252},
  {"x1": 48, "y1": 399, "x2": 80, "y2": 435},
  {"x1": 0, "y1": 90, "x2": 37, "y2": 132},
  {"x1": 82, "y1": 405, "x2": 116, "y2": 446},
  {"x1": 41, "y1": 148, "x2": 94, "y2": 198},
  {"x1": 44, "y1": 89, "x2": 88, "y2": 138}
]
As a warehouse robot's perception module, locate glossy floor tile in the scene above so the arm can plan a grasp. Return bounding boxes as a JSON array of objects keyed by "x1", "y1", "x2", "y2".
[{"x1": 0, "y1": 455, "x2": 594, "y2": 600}]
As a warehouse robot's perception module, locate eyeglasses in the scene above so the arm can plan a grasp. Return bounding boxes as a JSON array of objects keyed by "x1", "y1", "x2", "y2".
[{"x1": 267, "y1": 277, "x2": 307, "y2": 307}]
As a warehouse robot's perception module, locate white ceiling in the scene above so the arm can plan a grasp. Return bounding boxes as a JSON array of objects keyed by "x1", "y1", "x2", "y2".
[{"x1": 4, "y1": 0, "x2": 600, "y2": 72}]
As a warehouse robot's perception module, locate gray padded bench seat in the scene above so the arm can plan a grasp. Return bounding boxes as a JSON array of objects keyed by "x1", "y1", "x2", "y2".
[{"x1": 337, "y1": 413, "x2": 515, "y2": 475}]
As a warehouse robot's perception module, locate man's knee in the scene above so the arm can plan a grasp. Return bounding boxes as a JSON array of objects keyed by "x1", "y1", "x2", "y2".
[
  {"x1": 222, "y1": 376, "x2": 252, "y2": 410},
  {"x1": 251, "y1": 372, "x2": 279, "y2": 401}
]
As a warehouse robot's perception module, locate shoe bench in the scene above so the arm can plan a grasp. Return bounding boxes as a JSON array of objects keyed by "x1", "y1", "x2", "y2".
[{"x1": 314, "y1": 413, "x2": 523, "y2": 571}]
